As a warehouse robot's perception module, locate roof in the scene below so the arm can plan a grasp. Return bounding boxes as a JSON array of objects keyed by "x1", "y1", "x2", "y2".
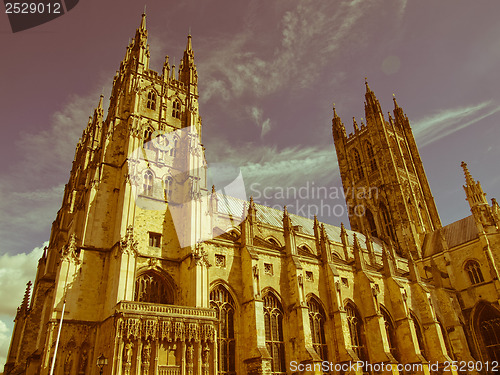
[
  {"x1": 216, "y1": 193, "x2": 384, "y2": 254},
  {"x1": 422, "y1": 215, "x2": 479, "y2": 256}
]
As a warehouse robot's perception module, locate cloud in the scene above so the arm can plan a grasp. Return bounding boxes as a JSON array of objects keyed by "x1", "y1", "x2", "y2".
[
  {"x1": 199, "y1": 0, "x2": 407, "y2": 102},
  {"x1": 247, "y1": 106, "x2": 272, "y2": 138},
  {"x1": 0, "y1": 319, "x2": 11, "y2": 370},
  {"x1": 413, "y1": 101, "x2": 500, "y2": 147},
  {"x1": 208, "y1": 141, "x2": 338, "y2": 190},
  {"x1": 0, "y1": 88, "x2": 108, "y2": 255},
  {"x1": 0, "y1": 243, "x2": 45, "y2": 367}
]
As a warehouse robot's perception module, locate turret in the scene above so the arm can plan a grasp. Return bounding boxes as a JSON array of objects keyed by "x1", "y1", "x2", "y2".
[{"x1": 179, "y1": 35, "x2": 198, "y2": 92}]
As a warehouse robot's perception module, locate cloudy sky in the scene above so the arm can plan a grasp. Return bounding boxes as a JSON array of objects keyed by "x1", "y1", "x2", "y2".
[{"x1": 1, "y1": 0, "x2": 500, "y2": 366}]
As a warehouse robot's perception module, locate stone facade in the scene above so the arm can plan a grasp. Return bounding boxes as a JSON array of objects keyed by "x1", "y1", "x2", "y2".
[{"x1": 5, "y1": 14, "x2": 500, "y2": 375}]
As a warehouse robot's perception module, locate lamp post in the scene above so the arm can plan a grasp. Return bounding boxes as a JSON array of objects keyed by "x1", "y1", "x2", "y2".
[{"x1": 96, "y1": 354, "x2": 108, "y2": 375}]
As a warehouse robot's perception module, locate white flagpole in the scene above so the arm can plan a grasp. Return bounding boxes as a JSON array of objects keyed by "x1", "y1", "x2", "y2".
[{"x1": 49, "y1": 298, "x2": 66, "y2": 375}]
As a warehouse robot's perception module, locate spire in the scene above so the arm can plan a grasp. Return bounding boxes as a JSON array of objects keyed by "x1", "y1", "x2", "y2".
[
  {"x1": 17, "y1": 281, "x2": 32, "y2": 317},
  {"x1": 353, "y1": 234, "x2": 365, "y2": 271},
  {"x1": 364, "y1": 78, "x2": 383, "y2": 120},
  {"x1": 332, "y1": 103, "x2": 346, "y2": 141},
  {"x1": 179, "y1": 34, "x2": 198, "y2": 88},
  {"x1": 353, "y1": 117, "x2": 359, "y2": 132},
  {"x1": 140, "y1": 11, "x2": 146, "y2": 31},
  {"x1": 461, "y1": 161, "x2": 488, "y2": 208}
]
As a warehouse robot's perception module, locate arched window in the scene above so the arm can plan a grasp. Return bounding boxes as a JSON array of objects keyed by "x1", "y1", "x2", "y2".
[
  {"x1": 400, "y1": 141, "x2": 415, "y2": 173},
  {"x1": 143, "y1": 170, "x2": 154, "y2": 196},
  {"x1": 263, "y1": 293, "x2": 286, "y2": 374},
  {"x1": 172, "y1": 99, "x2": 181, "y2": 119},
  {"x1": 267, "y1": 238, "x2": 281, "y2": 248},
  {"x1": 143, "y1": 129, "x2": 152, "y2": 149},
  {"x1": 380, "y1": 203, "x2": 396, "y2": 242},
  {"x1": 353, "y1": 149, "x2": 364, "y2": 180},
  {"x1": 135, "y1": 271, "x2": 173, "y2": 304},
  {"x1": 164, "y1": 176, "x2": 173, "y2": 201},
  {"x1": 365, "y1": 209, "x2": 378, "y2": 237},
  {"x1": 210, "y1": 285, "x2": 236, "y2": 375},
  {"x1": 390, "y1": 137, "x2": 403, "y2": 168},
  {"x1": 438, "y1": 319, "x2": 454, "y2": 360},
  {"x1": 478, "y1": 304, "x2": 500, "y2": 361},
  {"x1": 346, "y1": 303, "x2": 366, "y2": 361},
  {"x1": 366, "y1": 141, "x2": 377, "y2": 172},
  {"x1": 465, "y1": 260, "x2": 484, "y2": 285},
  {"x1": 147, "y1": 91, "x2": 156, "y2": 110},
  {"x1": 411, "y1": 313, "x2": 426, "y2": 359},
  {"x1": 169, "y1": 138, "x2": 178, "y2": 157},
  {"x1": 308, "y1": 298, "x2": 328, "y2": 361},
  {"x1": 381, "y1": 307, "x2": 398, "y2": 361}
]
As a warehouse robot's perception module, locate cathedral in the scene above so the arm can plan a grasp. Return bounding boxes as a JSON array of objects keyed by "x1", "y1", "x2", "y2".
[{"x1": 5, "y1": 13, "x2": 500, "y2": 375}]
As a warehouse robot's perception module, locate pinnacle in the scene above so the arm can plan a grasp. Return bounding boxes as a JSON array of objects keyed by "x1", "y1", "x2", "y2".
[{"x1": 461, "y1": 161, "x2": 474, "y2": 186}]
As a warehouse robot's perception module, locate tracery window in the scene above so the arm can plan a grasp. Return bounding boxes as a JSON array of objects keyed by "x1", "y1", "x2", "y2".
[
  {"x1": 366, "y1": 141, "x2": 377, "y2": 172},
  {"x1": 365, "y1": 209, "x2": 378, "y2": 237},
  {"x1": 308, "y1": 298, "x2": 328, "y2": 361},
  {"x1": 346, "y1": 303, "x2": 366, "y2": 361},
  {"x1": 147, "y1": 91, "x2": 156, "y2": 110},
  {"x1": 380, "y1": 203, "x2": 396, "y2": 242},
  {"x1": 143, "y1": 170, "x2": 154, "y2": 196},
  {"x1": 478, "y1": 304, "x2": 500, "y2": 361},
  {"x1": 210, "y1": 285, "x2": 236, "y2": 375},
  {"x1": 164, "y1": 176, "x2": 173, "y2": 201},
  {"x1": 264, "y1": 293, "x2": 286, "y2": 374},
  {"x1": 381, "y1": 307, "x2": 398, "y2": 361},
  {"x1": 172, "y1": 99, "x2": 181, "y2": 119},
  {"x1": 411, "y1": 313, "x2": 426, "y2": 359},
  {"x1": 143, "y1": 129, "x2": 152, "y2": 149},
  {"x1": 134, "y1": 272, "x2": 173, "y2": 304},
  {"x1": 465, "y1": 260, "x2": 484, "y2": 285},
  {"x1": 353, "y1": 149, "x2": 364, "y2": 179}
]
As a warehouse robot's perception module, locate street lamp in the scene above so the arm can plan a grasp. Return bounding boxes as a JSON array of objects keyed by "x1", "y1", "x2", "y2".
[{"x1": 96, "y1": 354, "x2": 108, "y2": 375}]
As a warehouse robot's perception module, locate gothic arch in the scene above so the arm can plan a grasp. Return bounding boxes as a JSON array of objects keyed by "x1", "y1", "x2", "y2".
[
  {"x1": 471, "y1": 301, "x2": 500, "y2": 361},
  {"x1": 352, "y1": 148, "x2": 364, "y2": 180},
  {"x1": 380, "y1": 305, "x2": 399, "y2": 361},
  {"x1": 463, "y1": 259, "x2": 485, "y2": 285},
  {"x1": 266, "y1": 236, "x2": 282, "y2": 248},
  {"x1": 307, "y1": 294, "x2": 328, "y2": 361},
  {"x1": 210, "y1": 280, "x2": 240, "y2": 308},
  {"x1": 262, "y1": 290, "x2": 286, "y2": 374},
  {"x1": 410, "y1": 311, "x2": 427, "y2": 359},
  {"x1": 344, "y1": 300, "x2": 367, "y2": 361},
  {"x1": 297, "y1": 243, "x2": 312, "y2": 253},
  {"x1": 210, "y1": 283, "x2": 238, "y2": 374},
  {"x1": 365, "y1": 141, "x2": 377, "y2": 172},
  {"x1": 134, "y1": 267, "x2": 176, "y2": 305}
]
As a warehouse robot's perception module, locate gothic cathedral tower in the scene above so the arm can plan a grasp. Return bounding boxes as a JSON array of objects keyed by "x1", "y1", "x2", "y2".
[
  {"x1": 332, "y1": 80, "x2": 441, "y2": 257},
  {"x1": 5, "y1": 14, "x2": 217, "y2": 375}
]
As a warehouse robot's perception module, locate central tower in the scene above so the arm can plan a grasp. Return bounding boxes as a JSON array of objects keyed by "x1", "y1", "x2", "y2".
[{"x1": 332, "y1": 80, "x2": 441, "y2": 257}]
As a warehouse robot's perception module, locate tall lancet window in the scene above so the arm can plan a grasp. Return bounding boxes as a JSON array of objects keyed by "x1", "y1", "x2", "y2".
[
  {"x1": 366, "y1": 141, "x2": 377, "y2": 172},
  {"x1": 210, "y1": 285, "x2": 236, "y2": 375},
  {"x1": 146, "y1": 91, "x2": 156, "y2": 110},
  {"x1": 308, "y1": 297, "x2": 328, "y2": 361},
  {"x1": 164, "y1": 176, "x2": 173, "y2": 201},
  {"x1": 346, "y1": 303, "x2": 366, "y2": 361},
  {"x1": 263, "y1": 292, "x2": 286, "y2": 374},
  {"x1": 381, "y1": 307, "x2": 398, "y2": 361},
  {"x1": 380, "y1": 203, "x2": 396, "y2": 242},
  {"x1": 143, "y1": 170, "x2": 154, "y2": 196},
  {"x1": 353, "y1": 149, "x2": 364, "y2": 180},
  {"x1": 411, "y1": 313, "x2": 427, "y2": 359},
  {"x1": 172, "y1": 99, "x2": 181, "y2": 119}
]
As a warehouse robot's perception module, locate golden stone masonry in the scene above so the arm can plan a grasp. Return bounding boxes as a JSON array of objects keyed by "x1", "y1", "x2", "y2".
[{"x1": 5, "y1": 13, "x2": 500, "y2": 375}]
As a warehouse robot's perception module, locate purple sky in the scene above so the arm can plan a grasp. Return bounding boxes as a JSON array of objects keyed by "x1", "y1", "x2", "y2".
[
  {"x1": 1, "y1": 0, "x2": 500, "y2": 258},
  {"x1": 1, "y1": 0, "x2": 500, "y2": 364}
]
